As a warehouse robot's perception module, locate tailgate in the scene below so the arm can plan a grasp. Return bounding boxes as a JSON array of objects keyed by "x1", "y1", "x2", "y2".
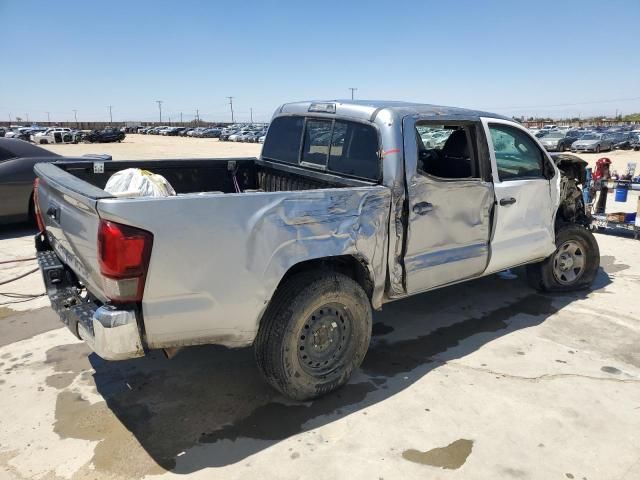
[{"x1": 34, "y1": 162, "x2": 113, "y2": 302}]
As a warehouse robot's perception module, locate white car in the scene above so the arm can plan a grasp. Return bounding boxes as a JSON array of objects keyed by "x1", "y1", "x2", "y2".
[
  {"x1": 32, "y1": 128, "x2": 71, "y2": 143},
  {"x1": 32, "y1": 128, "x2": 75, "y2": 145}
]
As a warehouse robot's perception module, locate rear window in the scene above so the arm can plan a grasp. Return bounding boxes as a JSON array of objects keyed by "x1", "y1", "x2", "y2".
[
  {"x1": 328, "y1": 121, "x2": 379, "y2": 179},
  {"x1": 262, "y1": 115, "x2": 380, "y2": 180},
  {"x1": 262, "y1": 116, "x2": 304, "y2": 164}
]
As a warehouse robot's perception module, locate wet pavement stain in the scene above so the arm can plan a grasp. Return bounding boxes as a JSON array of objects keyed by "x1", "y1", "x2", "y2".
[
  {"x1": 54, "y1": 390, "x2": 165, "y2": 477},
  {"x1": 402, "y1": 438, "x2": 473, "y2": 469},
  {"x1": 45, "y1": 373, "x2": 77, "y2": 389},
  {"x1": 45, "y1": 343, "x2": 92, "y2": 374},
  {"x1": 363, "y1": 294, "x2": 556, "y2": 377},
  {"x1": 200, "y1": 382, "x2": 375, "y2": 445},
  {"x1": 601, "y1": 366, "x2": 621, "y2": 374},
  {"x1": 600, "y1": 255, "x2": 630, "y2": 274},
  {"x1": 372, "y1": 322, "x2": 394, "y2": 336}
]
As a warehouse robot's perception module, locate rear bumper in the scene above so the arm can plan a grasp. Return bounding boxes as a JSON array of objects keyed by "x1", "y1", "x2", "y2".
[{"x1": 36, "y1": 243, "x2": 145, "y2": 361}]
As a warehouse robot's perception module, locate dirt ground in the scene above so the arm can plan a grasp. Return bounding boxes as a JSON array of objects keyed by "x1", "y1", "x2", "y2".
[
  {"x1": 1, "y1": 135, "x2": 639, "y2": 479},
  {"x1": 41, "y1": 134, "x2": 262, "y2": 159}
]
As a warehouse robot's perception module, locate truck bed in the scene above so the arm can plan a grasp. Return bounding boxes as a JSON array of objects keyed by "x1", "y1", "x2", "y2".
[
  {"x1": 34, "y1": 157, "x2": 391, "y2": 351},
  {"x1": 53, "y1": 157, "x2": 372, "y2": 196}
]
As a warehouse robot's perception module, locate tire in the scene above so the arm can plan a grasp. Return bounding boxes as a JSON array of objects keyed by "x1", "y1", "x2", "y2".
[
  {"x1": 39, "y1": 139, "x2": 48, "y2": 145},
  {"x1": 559, "y1": 144, "x2": 565, "y2": 152},
  {"x1": 527, "y1": 224, "x2": 600, "y2": 292},
  {"x1": 255, "y1": 271, "x2": 372, "y2": 401},
  {"x1": 595, "y1": 145, "x2": 601, "y2": 153}
]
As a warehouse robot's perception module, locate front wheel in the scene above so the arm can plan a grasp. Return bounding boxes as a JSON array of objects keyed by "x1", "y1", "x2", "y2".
[
  {"x1": 255, "y1": 271, "x2": 372, "y2": 401},
  {"x1": 527, "y1": 224, "x2": 600, "y2": 292}
]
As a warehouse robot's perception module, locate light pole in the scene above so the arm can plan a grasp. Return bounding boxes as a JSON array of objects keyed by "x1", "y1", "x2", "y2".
[
  {"x1": 180, "y1": 112, "x2": 183, "y2": 124},
  {"x1": 45, "y1": 112, "x2": 50, "y2": 123},
  {"x1": 108, "y1": 105, "x2": 113, "y2": 123},
  {"x1": 349, "y1": 87, "x2": 358, "y2": 100},
  {"x1": 250, "y1": 107, "x2": 253, "y2": 124},
  {"x1": 73, "y1": 110, "x2": 78, "y2": 127},
  {"x1": 226, "y1": 96, "x2": 235, "y2": 123},
  {"x1": 196, "y1": 109, "x2": 199, "y2": 126},
  {"x1": 156, "y1": 100, "x2": 163, "y2": 123}
]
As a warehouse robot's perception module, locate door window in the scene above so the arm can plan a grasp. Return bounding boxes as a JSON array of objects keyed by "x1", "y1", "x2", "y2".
[{"x1": 489, "y1": 124, "x2": 545, "y2": 180}]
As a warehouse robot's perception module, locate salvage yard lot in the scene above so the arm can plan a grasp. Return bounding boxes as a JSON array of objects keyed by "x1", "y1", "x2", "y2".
[{"x1": 1, "y1": 135, "x2": 640, "y2": 479}]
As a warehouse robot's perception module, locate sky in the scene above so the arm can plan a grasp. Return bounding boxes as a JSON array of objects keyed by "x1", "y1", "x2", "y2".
[{"x1": 1, "y1": 0, "x2": 639, "y2": 124}]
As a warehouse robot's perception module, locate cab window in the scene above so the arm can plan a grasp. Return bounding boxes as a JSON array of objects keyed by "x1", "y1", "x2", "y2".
[
  {"x1": 489, "y1": 124, "x2": 545, "y2": 180},
  {"x1": 415, "y1": 124, "x2": 478, "y2": 179}
]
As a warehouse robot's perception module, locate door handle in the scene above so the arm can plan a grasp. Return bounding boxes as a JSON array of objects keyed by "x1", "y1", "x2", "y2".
[
  {"x1": 413, "y1": 202, "x2": 433, "y2": 215},
  {"x1": 499, "y1": 197, "x2": 517, "y2": 206}
]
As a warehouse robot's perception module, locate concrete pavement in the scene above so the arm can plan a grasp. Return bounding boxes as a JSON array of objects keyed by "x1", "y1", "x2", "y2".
[{"x1": 0, "y1": 226, "x2": 639, "y2": 480}]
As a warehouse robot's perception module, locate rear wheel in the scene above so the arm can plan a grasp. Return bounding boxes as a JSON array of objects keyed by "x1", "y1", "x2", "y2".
[
  {"x1": 527, "y1": 224, "x2": 600, "y2": 292},
  {"x1": 255, "y1": 271, "x2": 372, "y2": 400}
]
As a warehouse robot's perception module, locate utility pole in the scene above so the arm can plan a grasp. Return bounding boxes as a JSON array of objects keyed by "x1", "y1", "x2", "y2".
[
  {"x1": 180, "y1": 112, "x2": 183, "y2": 124},
  {"x1": 8, "y1": 112, "x2": 12, "y2": 123},
  {"x1": 349, "y1": 87, "x2": 357, "y2": 100},
  {"x1": 226, "y1": 96, "x2": 235, "y2": 123},
  {"x1": 156, "y1": 100, "x2": 163, "y2": 123},
  {"x1": 45, "y1": 112, "x2": 50, "y2": 124},
  {"x1": 108, "y1": 105, "x2": 113, "y2": 123},
  {"x1": 250, "y1": 107, "x2": 253, "y2": 124},
  {"x1": 26, "y1": 113, "x2": 30, "y2": 123},
  {"x1": 73, "y1": 110, "x2": 78, "y2": 127},
  {"x1": 196, "y1": 109, "x2": 199, "y2": 126}
]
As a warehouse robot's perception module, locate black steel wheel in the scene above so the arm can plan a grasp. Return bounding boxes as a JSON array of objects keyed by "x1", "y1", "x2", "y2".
[{"x1": 255, "y1": 271, "x2": 372, "y2": 400}]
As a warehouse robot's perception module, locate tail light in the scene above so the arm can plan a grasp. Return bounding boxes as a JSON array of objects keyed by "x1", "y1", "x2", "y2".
[
  {"x1": 33, "y1": 178, "x2": 45, "y2": 232},
  {"x1": 98, "y1": 220, "x2": 153, "y2": 302}
]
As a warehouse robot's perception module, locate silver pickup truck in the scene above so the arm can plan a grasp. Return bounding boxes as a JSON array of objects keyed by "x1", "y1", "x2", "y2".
[{"x1": 34, "y1": 100, "x2": 599, "y2": 400}]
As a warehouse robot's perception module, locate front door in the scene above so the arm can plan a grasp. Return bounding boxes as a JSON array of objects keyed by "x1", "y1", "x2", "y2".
[
  {"x1": 402, "y1": 117, "x2": 494, "y2": 294},
  {"x1": 480, "y1": 118, "x2": 560, "y2": 274}
]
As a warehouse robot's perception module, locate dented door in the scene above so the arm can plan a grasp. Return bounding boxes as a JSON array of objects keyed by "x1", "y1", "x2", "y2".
[{"x1": 402, "y1": 117, "x2": 494, "y2": 294}]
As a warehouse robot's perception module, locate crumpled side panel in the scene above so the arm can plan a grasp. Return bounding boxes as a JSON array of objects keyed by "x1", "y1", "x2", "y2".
[{"x1": 98, "y1": 186, "x2": 391, "y2": 349}]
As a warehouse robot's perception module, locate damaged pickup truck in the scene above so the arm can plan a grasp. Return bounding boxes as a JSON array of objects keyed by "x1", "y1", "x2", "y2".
[{"x1": 34, "y1": 100, "x2": 599, "y2": 400}]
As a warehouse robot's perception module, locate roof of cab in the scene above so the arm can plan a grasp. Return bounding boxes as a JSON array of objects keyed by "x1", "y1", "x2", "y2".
[{"x1": 277, "y1": 100, "x2": 512, "y2": 123}]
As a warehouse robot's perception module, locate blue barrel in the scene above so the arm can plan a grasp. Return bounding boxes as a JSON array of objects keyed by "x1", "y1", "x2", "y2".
[{"x1": 615, "y1": 182, "x2": 629, "y2": 202}]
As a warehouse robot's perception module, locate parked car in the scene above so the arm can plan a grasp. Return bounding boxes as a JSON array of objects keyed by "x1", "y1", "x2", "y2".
[
  {"x1": 5, "y1": 127, "x2": 34, "y2": 140},
  {"x1": 609, "y1": 132, "x2": 636, "y2": 150},
  {"x1": 187, "y1": 127, "x2": 207, "y2": 137},
  {"x1": 31, "y1": 128, "x2": 75, "y2": 145},
  {"x1": 631, "y1": 134, "x2": 640, "y2": 151},
  {"x1": 539, "y1": 131, "x2": 580, "y2": 152},
  {"x1": 0, "y1": 139, "x2": 111, "y2": 224},
  {"x1": 34, "y1": 100, "x2": 599, "y2": 401},
  {"x1": 82, "y1": 128, "x2": 125, "y2": 143},
  {"x1": 219, "y1": 130, "x2": 238, "y2": 141},
  {"x1": 258, "y1": 135, "x2": 266, "y2": 144},
  {"x1": 571, "y1": 133, "x2": 613, "y2": 153},
  {"x1": 200, "y1": 128, "x2": 221, "y2": 138}
]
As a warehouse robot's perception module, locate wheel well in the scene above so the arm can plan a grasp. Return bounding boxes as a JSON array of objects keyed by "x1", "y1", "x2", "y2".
[{"x1": 279, "y1": 255, "x2": 374, "y2": 300}]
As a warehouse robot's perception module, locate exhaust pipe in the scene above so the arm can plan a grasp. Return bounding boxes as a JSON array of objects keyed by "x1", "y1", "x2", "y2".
[{"x1": 163, "y1": 347, "x2": 183, "y2": 360}]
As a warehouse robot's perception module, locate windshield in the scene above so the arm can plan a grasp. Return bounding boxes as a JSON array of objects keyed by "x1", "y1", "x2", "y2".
[
  {"x1": 581, "y1": 134, "x2": 599, "y2": 140},
  {"x1": 545, "y1": 132, "x2": 564, "y2": 139}
]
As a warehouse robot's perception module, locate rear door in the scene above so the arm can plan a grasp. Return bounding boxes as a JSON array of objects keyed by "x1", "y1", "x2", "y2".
[
  {"x1": 402, "y1": 117, "x2": 494, "y2": 294},
  {"x1": 480, "y1": 118, "x2": 560, "y2": 273},
  {"x1": 35, "y1": 162, "x2": 110, "y2": 302}
]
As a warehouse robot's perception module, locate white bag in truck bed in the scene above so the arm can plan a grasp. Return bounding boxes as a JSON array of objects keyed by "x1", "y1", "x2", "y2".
[{"x1": 104, "y1": 168, "x2": 176, "y2": 197}]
